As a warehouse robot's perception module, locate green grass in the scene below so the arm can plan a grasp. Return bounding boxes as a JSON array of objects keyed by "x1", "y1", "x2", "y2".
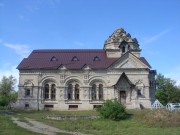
[
  {"x1": 0, "y1": 113, "x2": 42, "y2": 135},
  {"x1": 13, "y1": 109, "x2": 180, "y2": 135}
]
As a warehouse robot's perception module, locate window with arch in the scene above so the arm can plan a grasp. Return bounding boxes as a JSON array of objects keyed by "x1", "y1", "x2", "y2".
[
  {"x1": 51, "y1": 56, "x2": 58, "y2": 61},
  {"x1": 24, "y1": 81, "x2": 34, "y2": 98},
  {"x1": 91, "y1": 83, "x2": 104, "y2": 100},
  {"x1": 45, "y1": 84, "x2": 49, "y2": 99},
  {"x1": 94, "y1": 56, "x2": 100, "y2": 61},
  {"x1": 72, "y1": 56, "x2": 79, "y2": 61},
  {"x1": 68, "y1": 84, "x2": 73, "y2": 100},
  {"x1": 99, "y1": 84, "x2": 103, "y2": 100},
  {"x1": 128, "y1": 45, "x2": 130, "y2": 50},
  {"x1": 135, "y1": 81, "x2": 145, "y2": 98},
  {"x1": 51, "y1": 84, "x2": 56, "y2": 100},
  {"x1": 44, "y1": 83, "x2": 56, "y2": 100},
  {"x1": 91, "y1": 84, "x2": 96, "y2": 100},
  {"x1": 122, "y1": 46, "x2": 125, "y2": 53},
  {"x1": 75, "y1": 84, "x2": 80, "y2": 100},
  {"x1": 67, "y1": 83, "x2": 80, "y2": 100}
]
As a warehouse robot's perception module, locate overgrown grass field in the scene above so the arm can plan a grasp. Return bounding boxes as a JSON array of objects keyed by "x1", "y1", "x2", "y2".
[
  {"x1": 0, "y1": 113, "x2": 42, "y2": 135},
  {"x1": 9, "y1": 109, "x2": 180, "y2": 135}
]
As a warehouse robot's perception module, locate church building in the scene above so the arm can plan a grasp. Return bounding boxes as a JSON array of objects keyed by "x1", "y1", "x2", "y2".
[{"x1": 15, "y1": 28, "x2": 156, "y2": 110}]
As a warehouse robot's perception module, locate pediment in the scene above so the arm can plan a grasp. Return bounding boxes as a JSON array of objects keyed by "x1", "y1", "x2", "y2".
[
  {"x1": 109, "y1": 52, "x2": 150, "y2": 69},
  {"x1": 114, "y1": 72, "x2": 135, "y2": 89}
]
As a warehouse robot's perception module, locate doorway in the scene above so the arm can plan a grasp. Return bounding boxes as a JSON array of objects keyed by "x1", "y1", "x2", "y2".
[{"x1": 120, "y1": 91, "x2": 126, "y2": 104}]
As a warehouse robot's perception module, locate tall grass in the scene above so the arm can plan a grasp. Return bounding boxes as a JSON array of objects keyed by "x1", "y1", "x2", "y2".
[
  {"x1": 134, "y1": 109, "x2": 180, "y2": 127},
  {"x1": 14, "y1": 109, "x2": 180, "y2": 135}
]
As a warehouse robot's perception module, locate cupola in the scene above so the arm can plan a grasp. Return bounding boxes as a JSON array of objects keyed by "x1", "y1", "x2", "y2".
[{"x1": 104, "y1": 28, "x2": 141, "y2": 58}]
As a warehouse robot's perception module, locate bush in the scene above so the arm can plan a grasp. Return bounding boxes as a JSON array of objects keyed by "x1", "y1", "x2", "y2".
[
  {"x1": 0, "y1": 97, "x2": 8, "y2": 107},
  {"x1": 96, "y1": 99, "x2": 127, "y2": 121}
]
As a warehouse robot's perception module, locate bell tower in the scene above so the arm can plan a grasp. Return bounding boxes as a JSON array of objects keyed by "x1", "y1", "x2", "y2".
[{"x1": 104, "y1": 28, "x2": 141, "y2": 58}]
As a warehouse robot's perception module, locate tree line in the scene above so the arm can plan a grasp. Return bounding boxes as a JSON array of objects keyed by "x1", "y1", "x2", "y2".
[{"x1": 155, "y1": 73, "x2": 180, "y2": 105}]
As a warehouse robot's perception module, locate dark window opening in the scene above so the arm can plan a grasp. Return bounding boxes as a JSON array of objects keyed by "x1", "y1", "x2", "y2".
[
  {"x1": 69, "y1": 105, "x2": 78, "y2": 110},
  {"x1": 122, "y1": 46, "x2": 125, "y2": 53},
  {"x1": 45, "y1": 84, "x2": 49, "y2": 99},
  {"x1": 75, "y1": 84, "x2": 80, "y2": 100},
  {"x1": 91, "y1": 84, "x2": 96, "y2": 100},
  {"x1": 149, "y1": 81, "x2": 154, "y2": 87},
  {"x1": 128, "y1": 45, "x2": 130, "y2": 50},
  {"x1": 25, "y1": 103, "x2": 29, "y2": 108},
  {"x1": 137, "y1": 90, "x2": 142, "y2": 96},
  {"x1": 26, "y1": 89, "x2": 30, "y2": 96},
  {"x1": 51, "y1": 84, "x2": 56, "y2": 100},
  {"x1": 93, "y1": 105, "x2": 102, "y2": 109},
  {"x1": 44, "y1": 105, "x2": 54, "y2": 108},
  {"x1": 68, "y1": 84, "x2": 73, "y2": 100},
  {"x1": 99, "y1": 84, "x2": 103, "y2": 100}
]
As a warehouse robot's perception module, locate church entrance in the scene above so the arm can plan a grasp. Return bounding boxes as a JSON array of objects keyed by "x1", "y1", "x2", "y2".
[{"x1": 120, "y1": 91, "x2": 126, "y2": 104}]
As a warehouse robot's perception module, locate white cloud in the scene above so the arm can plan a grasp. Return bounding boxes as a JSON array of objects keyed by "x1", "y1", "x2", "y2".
[
  {"x1": 25, "y1": 0, "x2": 61, "y2": 13},
  {"x1": 4, "y1": 43, "x2": 31, "y2": 58},
  {"x1": 165, "y1": 66, "x2": 180, "y2": 86},
  {"x1": 0, "y1": 65, "x2": 19, "y2": 91},
  {"x1": 140, "y1": 29, "x2": 171, "y2": 45}
]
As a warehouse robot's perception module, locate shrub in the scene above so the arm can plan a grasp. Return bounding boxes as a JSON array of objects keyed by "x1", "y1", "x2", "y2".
[
  {"x1": 96, "y1": 99, "x2": 127, "y2": 121},
  {"x1": 0, "y1": 96, "x2": 8, "y2": 107}
]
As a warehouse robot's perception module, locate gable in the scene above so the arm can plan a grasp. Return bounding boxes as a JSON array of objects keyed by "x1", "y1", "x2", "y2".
[
  {"x1": 114, "y1": 72, "x2": 135, "y2": 89},
  {"x1": 109, "y1": 52, "x2": 150, "y2": 69}
]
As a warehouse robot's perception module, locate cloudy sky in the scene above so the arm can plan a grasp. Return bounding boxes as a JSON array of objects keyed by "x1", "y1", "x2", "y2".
[{"x1": 0, "y1": 0, "x2": 180, "y2": 89}]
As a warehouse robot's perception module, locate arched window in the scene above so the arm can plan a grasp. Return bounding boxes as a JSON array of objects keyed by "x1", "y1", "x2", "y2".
[
  {"x1": 24, "y1": 81, "x2": 34, "y2": 98},
  {"x1": 51, "y1": 56, "x2": 58, "y2": 61},
  {"x1": 91, "y1": 84, "x2": 96, "y2": 100},
  {"x1": 122, "y1": 46, "x2": 125, "y2": 53},
  {"x1": 44, "y1": 83, "x2": 56, "y2": 100},
  {"x1": 135, "y1": 81, "x2": 145, "y2": 97},
  {"x1": 99, "y1": 84, "x2": 103, "y2": 100},
  {"x1": 72, "y1": 56, "x2": 79, "y2": 61},
  {"x1": 94, "y1": 56, "x2": 100, "y2": 61},
  {"x1": 51, "y1": 84, "x2": 56, "y2": 100},
  {"x1": 45, "y1": 84, "x2": 49, "y2": 99},
  {"x1": 75, "y1": 84, "x2": 80, "y2": 100},
  {"x1": 128, "y1": 45, "x2": 130, "y2": 50},
  {"x1": 68, "y1": 84, "x2": 73, "y2": 100}
]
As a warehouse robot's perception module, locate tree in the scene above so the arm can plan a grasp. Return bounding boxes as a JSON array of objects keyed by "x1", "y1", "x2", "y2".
[
  {"x1": 0, "y1": 75, "x2": 17, "y2": 109},
  {"x1": 96, "y1": 99, "x2": 127, "y2": 121},
  {"x1": 155, "y1": 73, "x2": 180, "y2": 105}
]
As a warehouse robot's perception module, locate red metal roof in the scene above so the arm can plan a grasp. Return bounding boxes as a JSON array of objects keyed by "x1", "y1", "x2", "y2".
[{"x1": 17, "y1": 49, "x2": 151, "y2": 70}]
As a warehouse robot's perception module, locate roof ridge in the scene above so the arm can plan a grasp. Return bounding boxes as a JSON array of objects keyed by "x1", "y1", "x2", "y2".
[{"x1": 32, "y1": 49, "x2": 105, "y2": 53}]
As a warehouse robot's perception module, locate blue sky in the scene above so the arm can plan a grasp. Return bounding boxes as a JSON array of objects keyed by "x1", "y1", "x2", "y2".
[{"x1": 0, "y1": 0, "x2": 180, "y2": 88}]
